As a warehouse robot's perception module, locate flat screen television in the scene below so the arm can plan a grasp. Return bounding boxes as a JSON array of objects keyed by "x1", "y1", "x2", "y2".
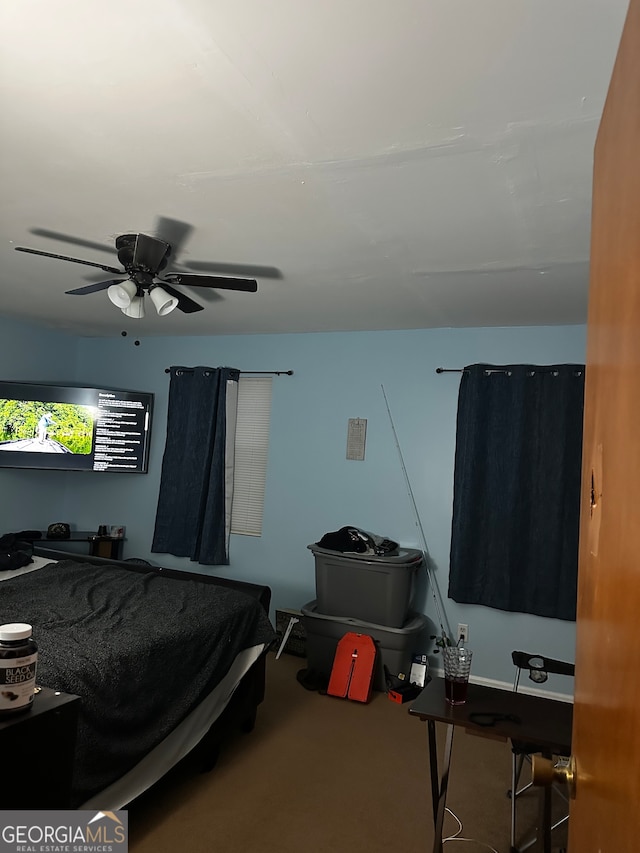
[{"x1": 0, "y1": 381, "x2": 153, "y2": 473}]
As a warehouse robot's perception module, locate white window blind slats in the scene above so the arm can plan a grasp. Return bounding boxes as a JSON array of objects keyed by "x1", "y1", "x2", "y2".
[{"x1": 231, "y1": 376, "x2": 272, "y2": 536}]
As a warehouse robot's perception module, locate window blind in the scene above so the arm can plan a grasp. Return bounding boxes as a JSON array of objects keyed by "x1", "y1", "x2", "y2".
[{"x1": 231, "y1": 376, "x2": 272, "y2": 536}]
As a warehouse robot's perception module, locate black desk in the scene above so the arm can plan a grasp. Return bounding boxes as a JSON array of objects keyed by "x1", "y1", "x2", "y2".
[
  {"x1": 39, "y1": 530, "x2": 125, "y2": 560},
  {"x1": 409, "y1": 677, "x2": 572, "y2": 853}
]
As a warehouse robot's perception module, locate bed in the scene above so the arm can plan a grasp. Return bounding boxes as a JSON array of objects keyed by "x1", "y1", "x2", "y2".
[{"x1": 0, "y1": 546, "x2": 276, "y2": 809}]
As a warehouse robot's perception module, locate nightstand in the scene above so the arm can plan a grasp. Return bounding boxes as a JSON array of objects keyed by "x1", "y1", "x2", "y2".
[
  {"x1": 0, "y1": 686, "x2": 80, "y2": 808},
  {"x1": 37, "y1": 530, "x2": 126, "y2": 561}
]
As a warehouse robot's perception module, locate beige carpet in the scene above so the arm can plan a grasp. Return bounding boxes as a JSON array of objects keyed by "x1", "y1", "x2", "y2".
[{"x1": 128, "y1": 652, "x2": 568, "y2": 853}]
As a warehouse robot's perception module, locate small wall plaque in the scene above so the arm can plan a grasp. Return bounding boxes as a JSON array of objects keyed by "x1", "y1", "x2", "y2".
[{"x1": 346, "y1": 418, "x2": 367, "y2": 460}]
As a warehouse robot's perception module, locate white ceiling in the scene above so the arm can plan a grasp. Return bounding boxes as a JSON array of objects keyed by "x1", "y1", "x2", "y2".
[{"x1": 0, "y1": 0, "x2": 628, "y2": 338}]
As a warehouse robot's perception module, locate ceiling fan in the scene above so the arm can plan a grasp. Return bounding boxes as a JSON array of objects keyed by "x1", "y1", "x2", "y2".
[{"x1": 14, "y1": 232, "x2": 258, "y2": 318}]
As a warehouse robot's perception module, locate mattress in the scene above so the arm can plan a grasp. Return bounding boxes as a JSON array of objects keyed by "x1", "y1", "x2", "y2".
[
  {"x1": 80, "y1": 642, "x2": 265, "y2": 809},
  {"x1": 1, "y1": 559, "x2": 275, "y2": 807}
]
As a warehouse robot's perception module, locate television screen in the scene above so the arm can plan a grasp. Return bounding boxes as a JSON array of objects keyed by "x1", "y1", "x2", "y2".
[{"x1": 0, "y1": 381, "x2": 153, "y2": 473}]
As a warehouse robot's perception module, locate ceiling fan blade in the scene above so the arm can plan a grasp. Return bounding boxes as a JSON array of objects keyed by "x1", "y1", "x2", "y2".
[
  {"x1": 15, "y1": 246, "x2": 123, "y2": 275},
  {"x1": 65, "y1": 279, "x2": 126, "y2": 295},
  {"x1": 163, "y1": 273, "x2": 258, "y2": 293},
  {"x1": 159, "y1": 282, "x2": 204, "y2": 313},
  {"x1": 185, "y1": 260, "x2": 281, "y2": 279},
  {"x1": 30, "y1": 228, "x2": 117, "y2": 256},
  {"x1": 154, "y1": 217, "x2": 194, "y2": 261},
  {"x1": 133, "y1": 233, "x2": 170, "y2": 274}
]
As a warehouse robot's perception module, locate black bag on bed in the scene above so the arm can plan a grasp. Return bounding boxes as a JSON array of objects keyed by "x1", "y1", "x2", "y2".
[{"x1": 0, "y1": 533, "x2": 34, "y2": 572}]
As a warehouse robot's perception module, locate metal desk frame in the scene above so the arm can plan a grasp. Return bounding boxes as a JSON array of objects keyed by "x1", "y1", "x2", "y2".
[{"x1": 409, "y1": 677, "x2": 572, "y2": 853}]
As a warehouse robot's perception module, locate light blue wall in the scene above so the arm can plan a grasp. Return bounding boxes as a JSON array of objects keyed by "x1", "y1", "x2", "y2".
[{"x1": 0, "y1": 318, "x2": 586, "y2": 686}]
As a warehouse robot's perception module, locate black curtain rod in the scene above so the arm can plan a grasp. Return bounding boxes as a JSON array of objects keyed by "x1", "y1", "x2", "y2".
[
  {"x1": 164, "y1": 368, "x2": 293, "y2": 375},
  {"x1": 436, "y1": 368, "x2": 527, "y2": 375},
  {"x1": 436, "y1": 366, "x2": 582, "y2": 376},
  {"x1": 436, "y1": 367, "x2": 512, "y2": 375}
]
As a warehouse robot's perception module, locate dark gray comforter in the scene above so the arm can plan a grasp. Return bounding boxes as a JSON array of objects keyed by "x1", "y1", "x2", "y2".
[{"x1": 0, "y1": 560, "x2": 275, "y2": 805}]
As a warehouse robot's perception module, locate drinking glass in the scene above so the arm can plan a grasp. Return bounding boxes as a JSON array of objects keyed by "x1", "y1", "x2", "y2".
[{"x1": 443, "y1": 646, "x2": 473, "y2": 705}]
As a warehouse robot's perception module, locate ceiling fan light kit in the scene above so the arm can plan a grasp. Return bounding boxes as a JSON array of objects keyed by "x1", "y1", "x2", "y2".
[
  {"x1": 14, "y1": 231, "x2": 259, "y2": 320},
  {"x1": 148, "y1": 284, "x2": 179, "y2": 316},
  {"x1": 121, "y1": 296, "x2": 145, "y2": 319},
  {"x1": 108, "y1": 279, "x2": 138, "y2": 309}
]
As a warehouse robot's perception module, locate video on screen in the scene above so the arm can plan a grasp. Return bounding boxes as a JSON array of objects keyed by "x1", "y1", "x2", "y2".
[{"x1": 0, "y1": 399, "x2": 95, "y2": 455}]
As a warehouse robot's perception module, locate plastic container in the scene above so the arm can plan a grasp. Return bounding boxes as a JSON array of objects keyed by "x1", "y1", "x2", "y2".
[
  {"x1": 308, "y1": 544, "x2": 423, "y2": 628},
  {"x1": 301, "y1": 600, "x2": 430, "y2": 691},
  {"x1": 0, "y1": 623, "x2": 38, "y2": 715}
]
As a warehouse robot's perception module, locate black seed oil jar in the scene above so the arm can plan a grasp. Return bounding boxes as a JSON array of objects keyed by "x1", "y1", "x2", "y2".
[{"x1": 0, "y1": 623, "x2": 38, "y2": 716}]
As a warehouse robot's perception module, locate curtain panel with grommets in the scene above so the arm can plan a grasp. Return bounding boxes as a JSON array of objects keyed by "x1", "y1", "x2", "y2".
[
  {"x1": 448, "y1": 363, "x2": 585, "y2": 621},
  {"x1": 152, "y1": 365, "x2": 239, "y2": 565}
]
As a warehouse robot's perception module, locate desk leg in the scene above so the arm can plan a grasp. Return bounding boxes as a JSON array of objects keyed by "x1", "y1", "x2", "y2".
[
  {"x1": 431, "y1": 722, "x2": 455, "y2": 853},
  {"x1": 533, "y1": 755, "x2": 553, "y2": 853},
  {"x1": 427, "y1": 720, "x2": 439, "y2": 823}
]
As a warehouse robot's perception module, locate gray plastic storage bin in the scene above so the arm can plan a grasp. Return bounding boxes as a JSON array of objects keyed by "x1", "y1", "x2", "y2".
[
  {"x1": 301, "y1": 600, "x2": 430, "y2": 691},
  {"x1": 308, "y1": 544, "x2": 423, "y2": 628}
]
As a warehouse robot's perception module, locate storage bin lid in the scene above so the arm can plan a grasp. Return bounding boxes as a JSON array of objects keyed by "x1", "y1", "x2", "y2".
[
  {"x1": 301, "y1": 600, "x2": 428, "y2": 634},
  {"x1": 307, "y1": 543, "x2": 423, "y2": 566}
]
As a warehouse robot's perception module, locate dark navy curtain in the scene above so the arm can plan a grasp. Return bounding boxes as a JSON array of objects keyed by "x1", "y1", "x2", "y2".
[
  {"x1": 448, "y1": 364, "x2": 585, "y2": 621},
  {"x1": 152, "y1": 366, "x2": 239, "y2": 565}
]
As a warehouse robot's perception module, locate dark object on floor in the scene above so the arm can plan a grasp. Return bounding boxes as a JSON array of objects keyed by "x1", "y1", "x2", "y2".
[
  {"x1": 388, "y1": 683, "x2": 423, "y2": 704},
  {"x1": 296, "y1": 668, "x2": 329, "y2": 694}
]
